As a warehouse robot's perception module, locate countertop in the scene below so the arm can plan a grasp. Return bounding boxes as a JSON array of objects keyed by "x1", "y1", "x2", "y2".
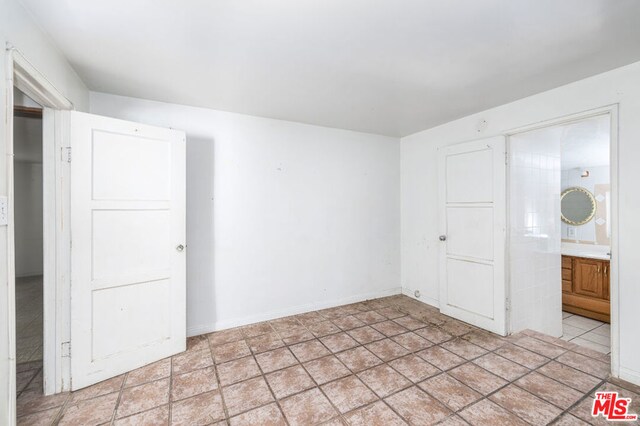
[{"x1": 561, "y1": 243, "x2": 610, "y2": 261}]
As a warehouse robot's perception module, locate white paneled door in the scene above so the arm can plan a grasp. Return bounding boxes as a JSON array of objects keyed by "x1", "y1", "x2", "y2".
[
  {"x1": 438, "y1": 136, "x2": 507, "y2": 335},
  {"x1": 68, "y1": 111, "x2": 186, "y2": 390}
]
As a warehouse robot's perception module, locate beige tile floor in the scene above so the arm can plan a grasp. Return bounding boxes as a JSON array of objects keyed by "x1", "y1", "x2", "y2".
[
  {"x1": 16, "y1": 275, "x2": 43, "y2": 365},
  {"x1": 16, "y1": 295, "x2": 637, "y2": 425},
  {"x1": 562, "y1": 312, "x2": 611, "y2": 355}
]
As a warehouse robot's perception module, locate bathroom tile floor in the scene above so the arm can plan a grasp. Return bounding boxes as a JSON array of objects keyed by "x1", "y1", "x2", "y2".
[
  {"x1": 17, "y1": 295, "x2": 634, "y2": 425},
  {"x1": 562, "y1": 312, "x2": 611, "y2": 355}
]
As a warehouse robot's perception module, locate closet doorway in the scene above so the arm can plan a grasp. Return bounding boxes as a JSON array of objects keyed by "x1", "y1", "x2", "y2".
[{"x1": 13, "y1": 88, "x2": 45, "y2": 396}]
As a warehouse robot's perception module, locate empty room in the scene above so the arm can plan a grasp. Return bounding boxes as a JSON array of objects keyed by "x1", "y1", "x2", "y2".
[{"x1": 2, "y1": 0, "x2": 640, "y2": 425}]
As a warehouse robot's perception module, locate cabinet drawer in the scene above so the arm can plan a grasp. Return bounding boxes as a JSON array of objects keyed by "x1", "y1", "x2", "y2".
[
  {"x1": 562, "y1": 268, "x2": 572, "y2": 281},
  {"x1": 562, "y1": 279, "x2": 572, "y2": 293},
  {"x1": 562, "y1": 256, "x2": 572, "y2": 269}
]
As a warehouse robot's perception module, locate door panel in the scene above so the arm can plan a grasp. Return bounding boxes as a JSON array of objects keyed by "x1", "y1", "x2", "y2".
[
  {"x1": 92, "y1": 131, "x2": 171, "y2": 200},
  {"x1": 92, "y1": 209, "x2": 171, "y2": 279},
  {"x1": 69, "y1": 111, "x2": 186, "y2": 390},
  {"x1": 446, "y1": 148, "x2": 493, "y2": 203},
  {"x1": 92, "y1": 279, "x2": 171, "y2": 360},
  {"x1": 446, "y1": 207, "x2": 494, "y2": 260},
  {"x1": 446, "y1": 258, "x2": 494, "y2": 318},
  {"x1": 439, "y1": 136, "x2": 506, "y2": 335}
]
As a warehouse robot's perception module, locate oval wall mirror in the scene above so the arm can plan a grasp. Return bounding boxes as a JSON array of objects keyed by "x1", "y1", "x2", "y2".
[{"x1": 561, "y1": 187, "x2": 596, "y2": 226}]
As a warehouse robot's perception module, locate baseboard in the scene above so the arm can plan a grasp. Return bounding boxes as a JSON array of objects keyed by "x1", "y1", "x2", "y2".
[
  {"x1": 619, "y1": 367, "x2": 640, "y2": 387},
  {"x1": 187, "y1": 286, "x2": 403, "y2": 337},
  {"x1": 401, "y1": 287, "x2": 439, "y2": 309}
]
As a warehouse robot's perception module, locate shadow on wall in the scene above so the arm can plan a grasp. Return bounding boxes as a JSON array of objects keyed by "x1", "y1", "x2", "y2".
[{"x1": 185, "y1": 135, "x2": 215, "y2": 335}]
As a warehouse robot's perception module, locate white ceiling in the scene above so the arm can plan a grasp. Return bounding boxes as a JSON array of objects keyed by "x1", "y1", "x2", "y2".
[{"x1": 21, "y1": 0, "x2": 640, "y2": 137}]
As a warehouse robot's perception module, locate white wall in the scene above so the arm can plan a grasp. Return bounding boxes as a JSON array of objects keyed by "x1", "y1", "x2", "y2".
[
  {"x1": 401, "y1": 60, "x2": 640, "y2": 385},
  {"x1": 0, "y1": 0, "x2": 89, "y2": 421},
  {"x1": 90, "y1": 92, "x2": 401, "y2": 336},
  {"x1": 13, "y1": 115, "x2": 43, "y2": 278}
]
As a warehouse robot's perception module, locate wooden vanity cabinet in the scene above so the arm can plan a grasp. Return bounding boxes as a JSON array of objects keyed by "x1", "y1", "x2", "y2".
[{"x1": 562, "y1": 255, "x2": 610, "y2": 322}]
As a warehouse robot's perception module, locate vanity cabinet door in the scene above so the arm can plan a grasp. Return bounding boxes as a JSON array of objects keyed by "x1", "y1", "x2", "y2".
[
  {"x1": 573, "y1": 258, "x2": 606, "y2": 299},
  {"x1": 603, "y1": 261, "x2": 610, "y2": 301}
]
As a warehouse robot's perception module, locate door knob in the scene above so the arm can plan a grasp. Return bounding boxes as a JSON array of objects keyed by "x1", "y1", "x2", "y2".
[
  {"x1": 439, "y1": 235, "x2": 447, "y2": 241},
  {"x1": 176, "y1": 244, "x2": 185, "y2": 252}
]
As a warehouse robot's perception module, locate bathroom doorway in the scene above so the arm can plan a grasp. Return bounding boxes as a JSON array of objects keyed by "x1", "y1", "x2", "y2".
[
  {"x1": 559, "y1": 115, "x2": 611, "y2": 354},
  {"x1": 507, "y1": 108, "x2": 617, "y2": 363}
]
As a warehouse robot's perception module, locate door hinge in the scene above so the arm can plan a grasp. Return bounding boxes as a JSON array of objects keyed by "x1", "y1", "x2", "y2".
[
  {"x1": 62, "y1": 341, "x2": 71, "y2": 357},
  {"x1": 62, "y1": 147, "x2": 72, "y2": 163},
  {"x1": 505, "y1": 151, "x2": 508, "y2": 165}
]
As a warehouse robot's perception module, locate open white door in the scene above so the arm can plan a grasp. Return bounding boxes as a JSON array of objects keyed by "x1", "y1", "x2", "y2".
[
  {"x1": 68, "y1": 111, "x2": 186, "y2": 390},
  {"x1": 438, "y1": 136, "x2": 507, "y2": 335}
]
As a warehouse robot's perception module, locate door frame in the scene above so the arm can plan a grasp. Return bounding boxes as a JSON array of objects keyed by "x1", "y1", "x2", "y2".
[
  {"x1": 505, "y1": 104, "x2": 620, "y2": 378},
  {"x1": 5, "y1": 45, "x2": 73, "y2": 413}
]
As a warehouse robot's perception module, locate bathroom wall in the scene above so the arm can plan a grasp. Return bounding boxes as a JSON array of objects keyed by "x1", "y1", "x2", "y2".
[
  {"x1": 560, "y1": 114, "x2": 610, "y2": 246},
  {"x1": 509, "y1": 125, "x2": 562, "y2": 336}
]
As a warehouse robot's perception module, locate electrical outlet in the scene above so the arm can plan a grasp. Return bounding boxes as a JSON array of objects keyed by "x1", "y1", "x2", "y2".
[{"x1": 567, "y1": 226, "x2": 576, "y2": 239}]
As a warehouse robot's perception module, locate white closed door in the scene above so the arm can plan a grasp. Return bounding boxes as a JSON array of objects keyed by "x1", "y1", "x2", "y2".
[
  {"x1": 68, "y1": 111, "x2": 186, "y2": 390},
  {"x1": 438, "y1": 136, "x2": 506, "y2": 335}
]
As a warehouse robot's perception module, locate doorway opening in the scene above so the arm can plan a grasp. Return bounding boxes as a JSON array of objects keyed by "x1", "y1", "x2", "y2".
[
  {"x1": 6, "y1": 49, "x2": 75, "y2": 419},
  {"x1": 559, "y1": 114, "x2": 611, "y2": 355},
  {"x1": 508, "y1": 109, "x2": 616, "y2": 365},
  {"x1": 13, "y1": 88, "x2": 45, "y2": 395}
]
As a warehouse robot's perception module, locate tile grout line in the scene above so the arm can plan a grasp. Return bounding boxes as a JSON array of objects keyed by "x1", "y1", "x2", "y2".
[
  {"x1": 286, "y1": 335, "x2": 345, "y2": 424},
  {"x1": 247, "y1": 338, "x2": 293, "y2": 426},
  {"x1": 167, "y1": 347, "x2": 177, "y2": 425},
  {"x1": 566, "y1": 327, "x2": 611, "y2": 354},
  {"x1": 15, "y1": 365, "x2": 41, "y2": 400},
  {"x1": 108, "y1": 371, "x2": 129, "y2": 425},
  {"x1": 48, "y1": 388, "x2": 71, "y2": 425},
  {"x1": 207, "y1": 335, "x2": 232, "y2": 424},
  {"x1": 546, "y1": 377, "x2": 608, "y2": 425}
]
